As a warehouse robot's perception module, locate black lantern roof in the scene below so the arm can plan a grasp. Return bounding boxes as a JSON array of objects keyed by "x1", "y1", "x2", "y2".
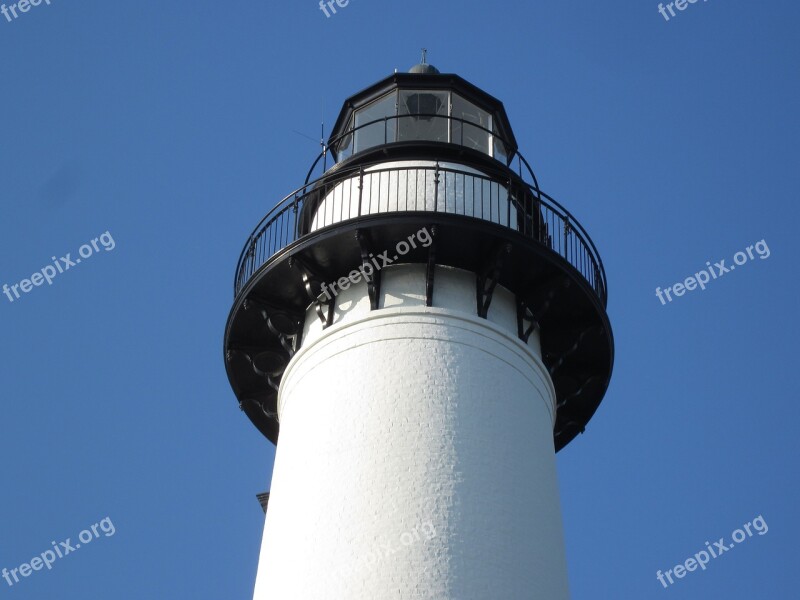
[{"x1": 326, "y1": 69, "x2": 519, "y2": 166}]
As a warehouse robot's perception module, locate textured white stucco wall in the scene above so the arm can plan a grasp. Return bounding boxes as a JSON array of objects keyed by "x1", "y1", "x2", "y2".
[{"x1": 252, "y1": 265, "x2": 569, "y2": 600}]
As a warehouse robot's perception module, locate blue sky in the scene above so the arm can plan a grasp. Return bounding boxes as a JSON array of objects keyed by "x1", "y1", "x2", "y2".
[{"x1": 0, "y1": 0, "x2": 797, "y2": 598}]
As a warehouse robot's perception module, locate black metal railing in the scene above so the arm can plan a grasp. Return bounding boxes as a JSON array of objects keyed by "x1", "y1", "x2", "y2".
[
  {"x1": 234, "y1": 163, "x2": 607, "y2": 306},
  {"x1": 304, "y1": 114, "x2": 540, "y2": 190}
]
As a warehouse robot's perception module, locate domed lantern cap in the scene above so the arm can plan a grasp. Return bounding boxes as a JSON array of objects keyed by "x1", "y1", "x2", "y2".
[{"x1": 409, "y1": 48, "x2": 440, "y2": 74}]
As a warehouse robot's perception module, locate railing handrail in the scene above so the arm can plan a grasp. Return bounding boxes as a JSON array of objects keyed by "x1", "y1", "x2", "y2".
[
  {"x1": 303, "y1": 113, "x2": 538, "y2": 187},
  {"x1": 233, "y1": 162, "x2": 607, "y2": 304}
]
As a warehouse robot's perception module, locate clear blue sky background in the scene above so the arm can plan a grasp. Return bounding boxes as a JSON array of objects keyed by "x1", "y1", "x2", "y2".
[{"x1": 1, "y1": 1, "x2": 797, "y2": 598}]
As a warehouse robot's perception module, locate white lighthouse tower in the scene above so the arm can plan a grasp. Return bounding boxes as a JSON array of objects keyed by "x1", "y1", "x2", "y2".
[{"x1": 224, "y1": 58, "x2": 614, "y2": 599}]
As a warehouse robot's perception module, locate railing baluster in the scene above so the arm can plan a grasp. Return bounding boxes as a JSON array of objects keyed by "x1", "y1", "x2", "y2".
[
  {"x1": 472, "y1": 175, "x2": 476, "y2": 218},
  {"x1": 507, "y1": 180, "x2": 512, "y2": 228},
  {"x1": 490, "y1": 181, "x2": 495, "y2": 223},
  {"x1": 433, "y1": 163, "x2": 440, "y2": 213},
  {"x1": 358, "y1": 167, "x2": 364, "y2": 217}
]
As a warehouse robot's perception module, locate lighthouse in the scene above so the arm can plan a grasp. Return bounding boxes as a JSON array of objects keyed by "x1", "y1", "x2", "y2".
[{"x1": 223, "y1": 57, "x2": 614, "y2": 599}]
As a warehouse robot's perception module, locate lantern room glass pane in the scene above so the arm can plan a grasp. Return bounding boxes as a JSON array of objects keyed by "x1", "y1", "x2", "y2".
[
  {"x1": 493, "y1": 126, "x2": 508, "y2": 163},
  {"x1": 336, "y1": 115, "x2": 354, "y2": 160},
  {"x1": 354, "y1": 91, "x2": 397, "y2": 153},
  {"x1": 397, "y1": 90, "x2": 449, "y2": 143},
  {"x1": 451, "y1": 94, "x2": 492, "y2": 155}
]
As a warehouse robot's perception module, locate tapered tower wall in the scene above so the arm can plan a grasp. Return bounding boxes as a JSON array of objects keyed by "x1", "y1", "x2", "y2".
[{"x1": 252, "y1": 265, "x2": 570, "y2": 600}]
